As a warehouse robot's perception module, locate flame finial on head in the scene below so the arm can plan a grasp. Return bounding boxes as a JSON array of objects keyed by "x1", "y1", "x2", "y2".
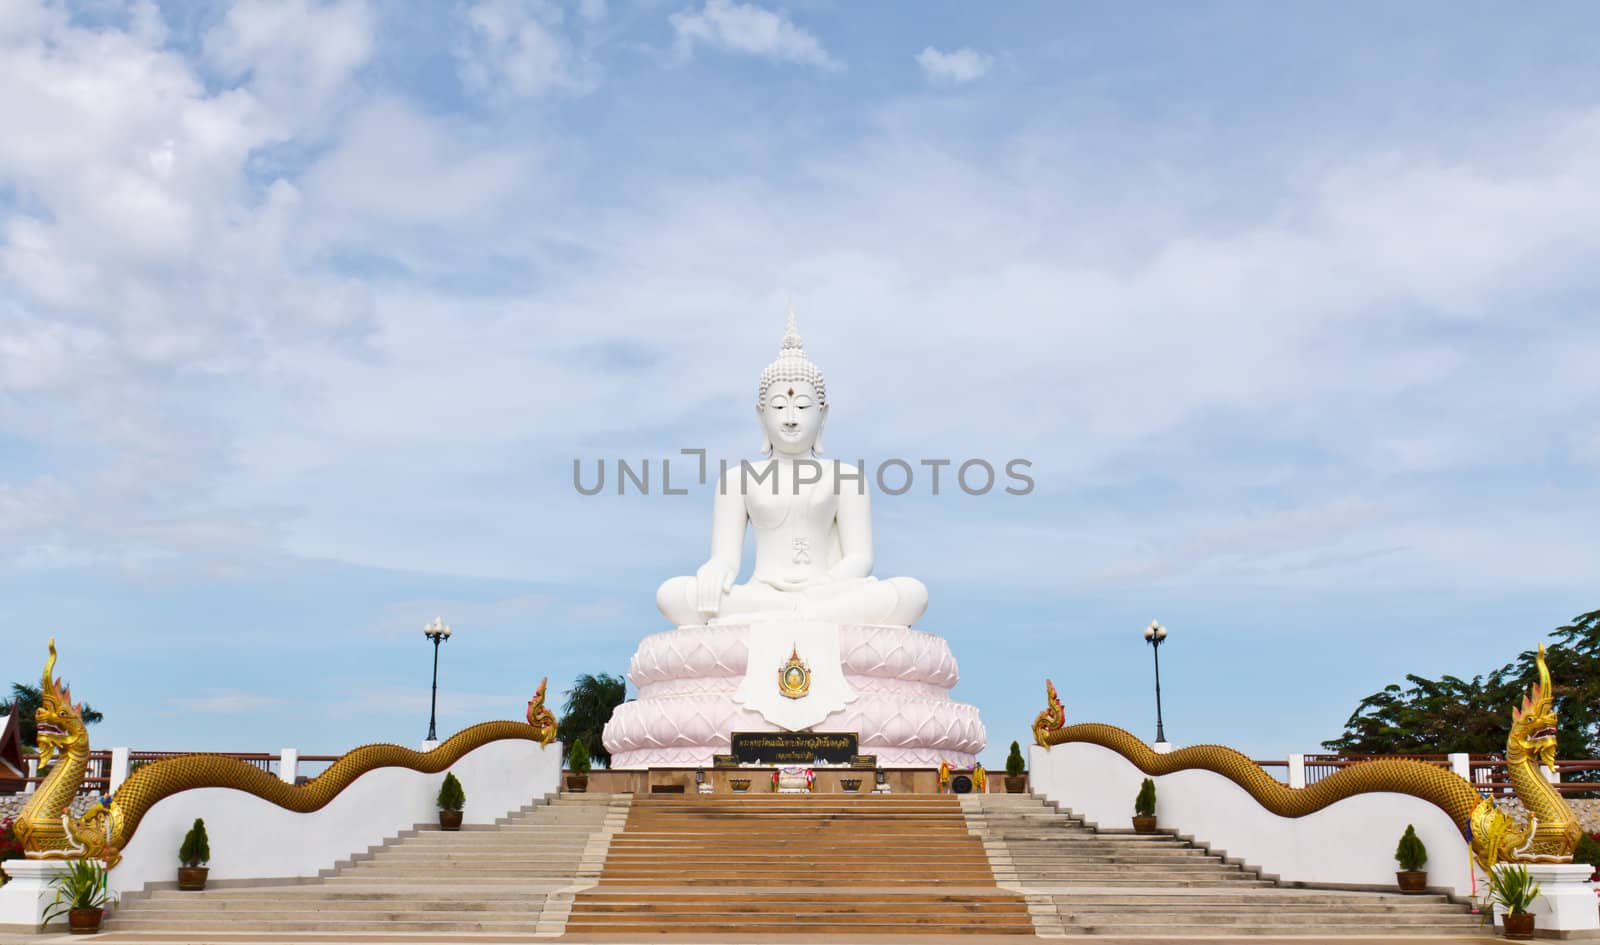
[
  {"x1": 1514, "y1": 644, "x2": 1555, "y2": 724},
  {"x1": 758, "y1": 309, "x2": 827, "y2": 409}
]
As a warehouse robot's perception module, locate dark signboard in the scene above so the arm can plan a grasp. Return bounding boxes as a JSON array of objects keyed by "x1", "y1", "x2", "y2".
[{"x1": 730, "y1": 731, "x2": 859, "y2": 765}]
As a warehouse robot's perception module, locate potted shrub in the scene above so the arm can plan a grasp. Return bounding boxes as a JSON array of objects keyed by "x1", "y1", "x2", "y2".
[
  {"x1": 1132, "y1": 777, "x2": 1157, "y2": 833},
  {"x1": 1393, "y1": 824, "x2": 1427, "y2": 893},
  {"x1": 1485, "y1": 863, "x2": 1541, "y2": 940},
  {"x1": 566, "y1": 738, "x2": 591, "y2": 793},
  {"x1": 436, "y1": 772, "x2": 465, "y2": 830},
  {"x1": 1004, "y1": 741, "x2": 1028, "y2": 793},
  {"x1": 177, "y1": 818, "x2": 210, "y2": 891},
  {"x1": 42, "y1": 858, "x2": 117, "y2": 935}
]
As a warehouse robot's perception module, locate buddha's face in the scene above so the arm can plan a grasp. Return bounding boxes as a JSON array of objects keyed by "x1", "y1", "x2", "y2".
[{"x1": 761, "y1": 381, "x2": 825, "y2": 456}]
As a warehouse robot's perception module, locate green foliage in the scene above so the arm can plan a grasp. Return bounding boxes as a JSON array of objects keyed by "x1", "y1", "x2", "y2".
[
  {"x1": 436, "y1": 771, "x2": 465, "y2": 811},
  {"x1": 178, "y1": 818, "x2": 210, "y2": 867},
  {"x1": 1484, "y1": 863, "x2": 1541, "y2": 916},
  {"x1": 1573, "y1": 833, "x2": 1600, "y2": 872},
  {"x1": 557, "y1": 673, "x2": 627, "y2": 767},
  {"x1": 1134, "y1": 777, "x2": 1156, "y2": 817},
  {"x1": 0, "y1": 817, "x2": 20, "y2": 887},
  {"x1": 41, "y1": 859, "x2": 117, "y2": 925},
  {"x1": 1005, "y1": 741, "x2": 1026, "y2": 777},
  {"x1": 568, "y1": 738, "x2": 592, "y2": 774},
  {"x1": 1, "y1": 684, "x2": 104, "y2": 750},
  {"x1": 1323, "y1": 609, "x2": 1600, "y2": 759},
  {"x1": 1394, "y1": 824, "x2": 1427, "y2": 871}
]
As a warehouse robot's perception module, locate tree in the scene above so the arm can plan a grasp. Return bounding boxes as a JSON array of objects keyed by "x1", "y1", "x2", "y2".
[
  {"x1": 1323, "y1": 609, "x2": 1600, "y2": 760},
  {"x1": 557, "y1": 673, "x2": 627, "y2": 768},
  {"x1": 0, "y1": 683, "x2": 104, "y2": 750}
]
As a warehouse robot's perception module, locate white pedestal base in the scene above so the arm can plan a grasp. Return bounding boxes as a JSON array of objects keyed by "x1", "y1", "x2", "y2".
[
  {"x1": 0, "y1": 859, "x2": 76, "y2": 931},
  {"x1": 1492, "y1": 864, "x2": 1598, "y2": 934}
]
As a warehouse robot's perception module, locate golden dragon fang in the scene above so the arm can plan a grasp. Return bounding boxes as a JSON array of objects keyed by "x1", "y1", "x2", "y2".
[
  {"x1": 1032, "y1": 645, "x2": 1582, "y2": 872},
  {"x1": 16, "y1": 641, "x2": 557, "y2": 868}
]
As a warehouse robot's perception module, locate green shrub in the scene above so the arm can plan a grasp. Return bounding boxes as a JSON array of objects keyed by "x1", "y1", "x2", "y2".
[
  {"x1": 569, "y1": 738, "x2": 592, "y2": 774},
  {"x1": 436, "y1": 772, "x2": 465, "y2": 811},
  {"x1": 1005, "y1": 741, "x2": 1026, "y2": 777},
  {"x1": 1574, "y1": 832, "x2": 1600, "y2": 872},
  {"x1": 178, "y1": 818, "x2": 210, "y2": 868},
  {"x1": 41, "y1": 859, "x2": 116, "y2": 926},
  {"x1": 1134, "y1": 777, "x2": 1156, "y2": 817},
  {"x1": 1393, "y1": 824, "x2": 1427, "y2": 872},
  {"x1": 1485, "y1": 863, "x2": 1541, "y2": 916}
]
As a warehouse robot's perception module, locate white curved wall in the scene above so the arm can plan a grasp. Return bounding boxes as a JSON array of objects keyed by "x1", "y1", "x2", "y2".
[
  {"x1": 1030, "y1": 742, "x2": 1474, "y2": 898},
  {"x1": 111, "y1": 739, "x2": 560, "y2": 897}
]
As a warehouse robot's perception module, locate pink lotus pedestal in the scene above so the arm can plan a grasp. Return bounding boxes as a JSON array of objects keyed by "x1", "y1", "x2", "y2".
[{"x1": 603, "y1": 623, "x2": 986, "y2": 769}]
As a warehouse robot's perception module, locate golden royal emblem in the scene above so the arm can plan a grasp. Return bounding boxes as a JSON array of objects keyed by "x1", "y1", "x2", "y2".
[{"x1": 778, "y1": 644, "x2": 811, "y2": 700}]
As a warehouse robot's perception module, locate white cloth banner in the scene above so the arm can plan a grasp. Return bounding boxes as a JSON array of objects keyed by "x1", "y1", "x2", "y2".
[{"x1": 733, "y1": 621, "x2": 857, "y2": 731}]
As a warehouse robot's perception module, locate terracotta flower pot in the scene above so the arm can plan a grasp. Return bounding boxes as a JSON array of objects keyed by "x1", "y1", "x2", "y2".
[
  {"x1": 177, "y1": 866, "x2": 209, "y2": 891},
  {"x1": 1132, "y1": 814, "x2": 1158, "y2": 834},
  {"x1": 67, "y1": 907, "x2": 102, "y2": 935},
  {"x1": 1394, "y1": 869, "x2": 1426, "y2": 894},
  {"x1": 1004, "y1": 775, "x2": 1027, "y2": 794},
  {"x1": 565, "y1": 774, "x2": 589, "y2": 793},
  {"x1": 1502, "y1": 911, "x2": 1535, "y2": 940},
  {"x1": 438, "y1": 809, "x2": 463, "y2": 831}
]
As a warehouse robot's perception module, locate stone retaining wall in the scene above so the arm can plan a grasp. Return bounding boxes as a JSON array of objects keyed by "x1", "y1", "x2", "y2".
[
  {"x1": 1494, "y1": 796, "x2": 1600, "y2": 834},
  {"x1": 0, "y1": 795, "x2": 99, "y2": 822}
]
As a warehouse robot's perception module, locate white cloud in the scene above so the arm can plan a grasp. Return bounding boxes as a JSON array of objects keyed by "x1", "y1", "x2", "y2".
[
  {"x1": 203, "y1": 0, "x2": 375, "y2": 118},
  {"x1": 2, "y1": 0, "x2": 1598, "y2": 610},
  {"x1": 670, "y1": 0, "x2": 840, "y2": 70},
  {"x1": 455, "y1": 0, "x2": 593, "y2": 99},
  {"x1": 915, "y1": 46, "x2": 990, "y2": 85}
]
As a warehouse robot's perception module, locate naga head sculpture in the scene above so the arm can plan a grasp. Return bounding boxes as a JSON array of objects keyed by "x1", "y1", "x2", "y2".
[
  {"x1": 1511, "y1": 644, "x2": 1560, "y2": 769},
  {"x1": 34, "y1": 638, "x2": 87, "y2": 771}
]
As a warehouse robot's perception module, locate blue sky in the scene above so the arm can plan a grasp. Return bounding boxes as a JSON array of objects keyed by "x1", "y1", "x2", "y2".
[{"x1": 2, "y1": 1, "x2": 1598, "y2": 767}]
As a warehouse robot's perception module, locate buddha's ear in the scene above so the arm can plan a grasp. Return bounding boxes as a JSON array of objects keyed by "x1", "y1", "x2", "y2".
[
  {"x1": 757, "y1": 405, "x2": 773, "y2": 455},
  {"x1": 812, "y1": 404, "x2": 828, "y2": 456}
]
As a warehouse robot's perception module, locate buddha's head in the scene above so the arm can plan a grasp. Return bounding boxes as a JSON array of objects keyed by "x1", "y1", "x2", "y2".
[{"x1": 758, "y1": 311, "x2": 828, "y2": 456}]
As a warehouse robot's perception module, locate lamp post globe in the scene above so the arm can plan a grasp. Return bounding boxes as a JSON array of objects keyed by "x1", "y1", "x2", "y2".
[
  {"x1": 424, "y1": 617, "x2": 453, "y2": 743},
  {"x1": 1143, "y1": 620, "x2": 1169, "y2": 747}
]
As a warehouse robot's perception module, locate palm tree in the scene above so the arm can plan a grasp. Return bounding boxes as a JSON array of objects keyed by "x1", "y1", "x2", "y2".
[
  {"x1": 1, "y1": 684, "x2": 104, "y2": 750},
  {"x1": 557, "y1": 674, "x2": 627, "y2": 768}
]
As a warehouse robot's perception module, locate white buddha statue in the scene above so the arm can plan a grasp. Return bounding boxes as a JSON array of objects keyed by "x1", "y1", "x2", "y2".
[{"x1": 656, "y1": 314, "x2": 928, "y2": 628}]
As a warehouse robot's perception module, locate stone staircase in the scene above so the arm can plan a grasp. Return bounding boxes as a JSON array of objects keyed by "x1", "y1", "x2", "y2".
[
  {"x1": 964, "y1": 793, "x2": 1487, "y2": 938},
  {"x1": 105, "y1": 792, "x2": 629, "y2": 936},
  {"x1": 98, "y1": 790, "x2": 1491, "y2": 939},
  {"x1": 564, "y1": 793, "x2": 1035, "y2": 935}
]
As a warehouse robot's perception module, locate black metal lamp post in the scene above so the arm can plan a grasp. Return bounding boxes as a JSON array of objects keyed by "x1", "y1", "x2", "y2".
[
  {"x1": 1142, "y1": 619, "x2": 1169, "y2": 744},
  {"x1": 424, "y1": 616, "x2": 453, "y2": 742}
]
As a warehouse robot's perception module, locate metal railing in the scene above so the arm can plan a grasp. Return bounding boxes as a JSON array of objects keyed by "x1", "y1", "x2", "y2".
[
  {"x1": 20, "y1": 751, "x2": 112, "y2": 796},
  {"x1": 1301, "y1": 753, "x2": 1450, "y2": 786}
]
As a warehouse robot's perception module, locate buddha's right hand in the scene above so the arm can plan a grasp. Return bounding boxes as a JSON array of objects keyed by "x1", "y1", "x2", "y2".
[{"x1": 695, "y1": 561, "x2": 732, "y2": 616}]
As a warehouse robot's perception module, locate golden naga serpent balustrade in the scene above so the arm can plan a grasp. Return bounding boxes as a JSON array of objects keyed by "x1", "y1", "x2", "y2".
[
  {"x1": 1031, "y1": 644, "x2": 1581, "y2": 872},
  {"x1": 17, "y1": 639, "x2": 558, "y2": 867}
]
